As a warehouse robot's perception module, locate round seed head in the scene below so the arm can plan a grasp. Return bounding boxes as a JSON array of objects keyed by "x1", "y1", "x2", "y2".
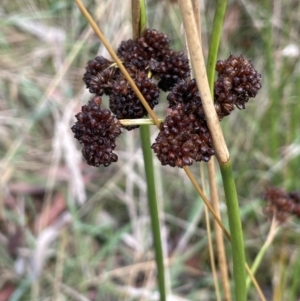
[
  {"x1": 151, "y1": 103, "x2": 215, "y2": 167},
  {"x1": 71, "y1": 96, "x2": 122, "y2": 167},
  {"x1": 215, "y1": 54, "x2": 262, "y2": 112},
  {"x1": 83, "y1": 56, "x2": 118, "y2": 96}
]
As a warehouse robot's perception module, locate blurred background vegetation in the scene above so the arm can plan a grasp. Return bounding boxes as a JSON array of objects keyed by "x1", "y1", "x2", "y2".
[{"x1": 0, "y1": 0, "x2": 300, "y2": 300}]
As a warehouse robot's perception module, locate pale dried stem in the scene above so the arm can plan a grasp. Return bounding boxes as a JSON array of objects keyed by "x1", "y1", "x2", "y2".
[
  {"x1": 119, "y1": 118, "x2": 164, "y2": 126},
  {"x1": 183, "y1": 166, "x2": 231, "y2": 240},
  {"x1": 131, "y1": 0, "x2": 140, "y2": 40},
  {"x1": 191, "y1": 0, "x2": 200, "y2": 37},
  {"x1": 245, "y1": 264, "x2": 267, "y2": 301},
  {"x1": 208, "y1": 159, "x2": 232, "y2": 301},
  {"x1": 201, "y1": 164, "x2": 221, "y2": 301},
  {"x1": 192, "y1": 5, "x2": 221, "y2": 300},
  {"x1": 178, "y1": 0, "x2": 229, "y2": 164},
  {"x1": 73, "y1": 0, "x2": 160, "y2": 127},
  {"x1": 179, "y1": 2, "x2": 267, "y2": 301}
]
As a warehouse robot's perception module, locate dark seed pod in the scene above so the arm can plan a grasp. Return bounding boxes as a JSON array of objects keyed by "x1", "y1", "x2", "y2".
[
  {"x1": 289, "y1": 191, "x2": 300, "y2": 204},
  {"x1": 262, "y1": 186, "x2": 295, "y2": 223},
  {"x1": 117, "y1": 39, "x2": 149, "y2": 69},
  {"x1": 71, "y1": 96, "x2": 122, "y2": 167},
  {"x1": 167, "y1": 79, "x2": 205, "y2": 118},
  {"x1": 151, "y1": 103, "x2": 215, "y2": 167},
  {"x1": 214, "y1": 54, "x2": 262, "y2": 114},
  {"x1": 289, "y1": 191, "x2": 300, "y2": 218},
  {"x1": 151, "y1": 50, "x2": 190, "y2": 91},
  {"x1": 137, "y1": 28, "x2": 170, "y2": 60},
  {"x1": 109, "y1": 71, "x2": 160, "y2": 130},
  {"x1": 83, "y1": 56, "x2": 118, "y2": 95}
]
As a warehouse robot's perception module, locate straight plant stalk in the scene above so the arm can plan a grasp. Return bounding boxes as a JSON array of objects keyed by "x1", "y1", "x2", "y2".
[
  {"x1": 178, "y1": 1, "x2": 246, "y2": 300},
  {"x1": 140, "y1": 125, "x2": 166, "y2": 301},
  {"x1": 192, "y1": 2, "x2": 226, "y2": 299},
  {"x1": 206, "y1": 1, "x2": 232, "y2": 300},
  {"x1": 220, "y1": 162, "x2": 246, "y2": 300},
  {"x1": 137, "y1": 1, "x2": 166, "y2": 300}
]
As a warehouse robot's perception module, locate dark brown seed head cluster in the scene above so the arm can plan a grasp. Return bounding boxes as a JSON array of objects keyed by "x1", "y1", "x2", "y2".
[
  {"x1": 117, "y1": 39, "x2": 149, "y2": 70},
  {"x1": 76, "y1": 29, "x2": 262, "y2": 169},
  {"x1": 137, "y1": 28, "x2": 171, "y2": 60},
  {"x1": 82, "y1": 29, "x2": 190, "y2": 130},
  {"x1": 167, "y1": 79, "x2": 204, "y2": 118},
  {"x1": 71, "y1": 96, "x2": 121, "y2": 167},
  {"x1": 263, "y1": 187, "x2": 300, "y2": 223},
  {"x1": 124, "y1": 29, "x2": 190, "y2": 91},
  {"x1": 165, "y1": 54, "x2": 262, "y2": 120},
  {"x1": 109, "y1": 72, "x2": 160, "y2": 130},
  {"x1": 151, "y1": 103, "x2": 215, "y2": 167},
  {"x1": 153, "y1": 51, "x2": 190, "y2": 92},
  {"x1": 151, "y1": 54, "x2": 262, "y2": 168},
  {"x1": 83, "y1": 56, "x2": 118, "y2": 95},
  {"x1": 214, "y1": 55, "x2": 262, "y2": 118}
]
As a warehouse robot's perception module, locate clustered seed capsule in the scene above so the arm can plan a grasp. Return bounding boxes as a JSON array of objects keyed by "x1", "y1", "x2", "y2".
[
  {"x1": 74, "y1": 28, "x2": 262, "y2": 168},
  {"x1": 75, "y1": 28, "x2": 190, "y2": 167},
  {"x1": 150, "y1": 50, "x2": 190, "y2": 92},
  {"x1": 166, "y1": 54, "x2": 262, "y2": 122},
  {"x1": 109, "y1": 71, "x2": 160, "y2": 130},
  {"x1": 214, "y1": 54, "x2": 262, "y2": 118},
  {"x1": 263, "y1": 187, "x2": 300, "y2": 223},
  {"x1": 71, "y1": 96, "x2": 121, "y2": 167},
  {"x1": 117, "y1": 39, "x2": 149, "y2": 70},
  {"x1": 82, "y1": 29, "x2": 190, "y2": 131},
  {"x1": 137, "y1": 28, "x2": 171, "y2": 60},
  {"x1": 83, "y1": 56, "x2": 118, "y2": 95},
  {"x1": 167, "y1": 79, "x2": 204, "y2": 118},
  {"x1": 151, "y1": 103, "x2": 215, "y2": 168},
  {"x1": 151, "y1": 54, "x2": 262, "y2": 167}
]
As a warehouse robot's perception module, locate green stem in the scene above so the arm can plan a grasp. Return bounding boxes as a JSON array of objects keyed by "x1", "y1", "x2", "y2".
[
  {"x1": 139, "y1": 0, "x2": 147, "y2": 35},
  {"x1": 140, "y1": 125, "x2": 166, "y2": 301},
  {"x1": 246, "y1": 239, "x2": 269, "y2": 290},
  {"x1": 207, "y1": 0, "x2": 228, "y2": 93},
  {"x1": 206, "y1": 1, "x2": 247, "y2": 300},
  {"x1": 138, "y1": 2, "x2": 165, "y2": 300},
  {"x1": 246, "y1": 220, "x2": 278, "y2": 290},
  {"x1": 220, "y1": 162, "x2": 246, "y2": 301}
]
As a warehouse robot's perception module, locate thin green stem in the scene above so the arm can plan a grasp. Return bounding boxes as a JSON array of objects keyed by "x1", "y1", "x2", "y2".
[
  {"x1": 206, "y1": 5, "x2": 232, "y2": 297},
  {"x1": 139, "y1": 0, "x2": 147, "y2": 35},
  {"x1": 138, "y1": 1, "x2": 166, "y2": 300},
  {"x1": 246, "y1": 219, "x2": 279, "y2": 290},
  {"x1": 207, "y1": 0, "x2": 228, "y2": 93},
  {"x1": 140, "y1": 126, "x2": 166, "y2": 301},
  {"x1": 220, "y1": 162, "x2": 246, "y2": 301},
  {"x1": 206, "y1": 2, "x2": 248, "y2": 300}
]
